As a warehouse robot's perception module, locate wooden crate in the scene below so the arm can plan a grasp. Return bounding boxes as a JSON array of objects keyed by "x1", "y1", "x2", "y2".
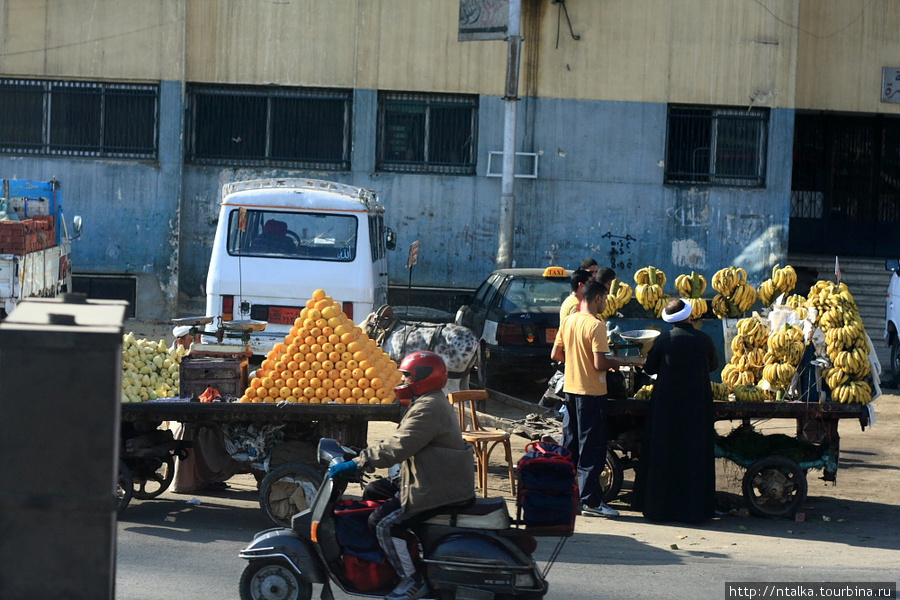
[{"x1": 179, "y1": 355, "x2": 249, "y2": 399}]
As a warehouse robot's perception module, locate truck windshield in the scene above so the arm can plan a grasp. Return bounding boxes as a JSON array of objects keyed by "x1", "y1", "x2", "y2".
[{"x1": 227, "y1": 209, "x2": 358, "y2": 261}]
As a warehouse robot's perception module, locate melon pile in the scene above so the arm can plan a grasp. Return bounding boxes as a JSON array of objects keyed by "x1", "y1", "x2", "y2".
[{"x1": 239, "y1": 289, "x2": 401, "y2": 404}]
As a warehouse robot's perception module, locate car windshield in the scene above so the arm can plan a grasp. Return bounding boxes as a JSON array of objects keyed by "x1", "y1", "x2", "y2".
[
  {"x1": 501, "y1": 277, "x2": 570, "y2": 312},
  {"x1": 227, "y1": 209, "x2": 358, "y2": 261}
]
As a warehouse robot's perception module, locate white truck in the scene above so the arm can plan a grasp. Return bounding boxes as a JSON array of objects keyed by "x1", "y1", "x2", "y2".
[
  {"x1": 204, "y1": 178, "x2": 396, "y2": 356},
  {"x1": 0, "y1": 180, "x2": 81, "y2": 318},
  {"x1": 884, "y1": 259, "x2": 900, "y2": 383}
]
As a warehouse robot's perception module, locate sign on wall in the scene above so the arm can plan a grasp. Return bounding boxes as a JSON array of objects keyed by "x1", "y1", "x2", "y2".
[
  {"x1": 459, "y1": 0, "x2": 508, "y2": 41},
  {"x1": 882, "y1": 67, "x2": 900, "y2": 103}
]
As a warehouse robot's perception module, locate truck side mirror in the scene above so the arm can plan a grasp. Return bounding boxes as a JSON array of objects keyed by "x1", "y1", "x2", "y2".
[
  {"x1": 385, "y1": 228, "x2": 397, "y2": 251},
  {"x1": 72, "y1": 215, "x2": 83, "y2": 238}
]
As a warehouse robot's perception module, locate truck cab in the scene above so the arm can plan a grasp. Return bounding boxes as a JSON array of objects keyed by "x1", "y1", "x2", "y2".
[{"x1": 204, "y1": 178, "x2": 394, "y2": 356}]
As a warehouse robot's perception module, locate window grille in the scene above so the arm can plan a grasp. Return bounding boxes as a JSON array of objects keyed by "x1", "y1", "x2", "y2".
[
  {"x1": 185, "y1": 84, "x2": 352, "y2": 170},
  {"x1": 665, "y1": 105, "x2": 768, "y2": 187},
  {"x1": 0, "y1": 78, "x2": 158, "y2": 159},
  {"x1": 377, "y1": 91, "x2": 477, "y2": 175}
]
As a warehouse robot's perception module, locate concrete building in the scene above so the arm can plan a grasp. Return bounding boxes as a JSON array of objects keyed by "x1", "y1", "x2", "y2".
[{"x1": 1, "y1": 1, "x2": 898, "y2": 321}]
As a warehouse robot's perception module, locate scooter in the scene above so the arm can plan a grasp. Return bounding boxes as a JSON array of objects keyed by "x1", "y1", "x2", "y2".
[{"x1": 239, "y1": 438, "x2": 551, "y2": 600}]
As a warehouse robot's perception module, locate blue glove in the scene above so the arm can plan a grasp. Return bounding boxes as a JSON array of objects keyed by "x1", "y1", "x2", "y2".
[{"x1": 329, "y1": 460, "x2": 358, "y2": 479}]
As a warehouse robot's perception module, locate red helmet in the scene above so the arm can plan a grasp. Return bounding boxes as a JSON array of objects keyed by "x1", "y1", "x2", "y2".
[{"x1": 398, "y1": 351, "x2": 448, "y2": 396}]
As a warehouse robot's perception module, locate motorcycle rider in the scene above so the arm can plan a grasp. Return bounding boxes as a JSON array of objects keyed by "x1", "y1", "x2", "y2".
[{"x1": 328, "y1": 350, "x2": 475, "y2": 600}]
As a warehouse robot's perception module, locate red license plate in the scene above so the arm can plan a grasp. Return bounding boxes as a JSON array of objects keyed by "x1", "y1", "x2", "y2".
[
  {"x1": 268, "y1": 306, "x2": 302, "y2": 325},
  {"x1": 545, "y1": 328, "x2": 558, "y2": 344}
]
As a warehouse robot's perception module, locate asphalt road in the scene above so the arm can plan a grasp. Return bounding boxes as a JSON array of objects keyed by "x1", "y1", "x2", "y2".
[{"x1": 116, "y1": 392, "x2": 900, "y2": 600}]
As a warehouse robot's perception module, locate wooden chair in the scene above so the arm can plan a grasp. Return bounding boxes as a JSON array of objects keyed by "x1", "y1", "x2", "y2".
[{"x1": 448, "y1": 389, "x2": 516, "y2": 497}]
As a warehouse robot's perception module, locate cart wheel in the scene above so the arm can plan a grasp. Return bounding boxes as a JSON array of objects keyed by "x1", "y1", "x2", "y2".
[
  {"x1": 132, "y1": 455, "x2": 175, "y2": 499},
  {"x1": 239, "y1": 560, "x2": 311, "y2": 600},
  {"x1": 742, "y1": 456, "x2": 808, "y2": 518},
  {"x1": 259, "y1": 463, "x2": 323, "y2": 527},
  {"x1": 599, "y1": 449, "x2": 624, "y2": 503},
  {"x1": 118, "y1": 460, "x2": 133, "y2": 515}
]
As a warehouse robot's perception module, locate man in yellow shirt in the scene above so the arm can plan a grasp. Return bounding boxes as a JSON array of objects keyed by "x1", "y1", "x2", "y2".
[
  {"x1": 551, "y1": 280, "x2": 622, "y2": 517},
  {"x1": 559, "y1": 269, "x2": 593, "y2": 321}
]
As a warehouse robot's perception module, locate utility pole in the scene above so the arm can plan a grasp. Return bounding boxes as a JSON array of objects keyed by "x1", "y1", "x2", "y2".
[{"x1": 496, "y1": 0, "x2": 522, "y2": 269}]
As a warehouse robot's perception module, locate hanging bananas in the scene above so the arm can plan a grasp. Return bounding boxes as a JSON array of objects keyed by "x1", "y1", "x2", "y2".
[
  {"x1": 806, "y1": 280, "x2": 872, "y2": 404},
  {"x1": 711, "y1": 266, "x2": 756, "y2": 318},
  {"x1": 674, "y1": 271, "x2": 709, "y2": 320},
  {"x1": 829, "y1": 380, "x2": 873, "y2": 405},
  {"x1": 634, "y1": 266, "x2": 669, "y2": 318},
  {"x1": 600, "y1": 278, "x2": 633, "y2": 319},
  {"x1": 757, "y1": 264, "x2": 798, "y2": 306},
  {"x1": 720, "y1": 317, "x2": 769, "y2": 391}
]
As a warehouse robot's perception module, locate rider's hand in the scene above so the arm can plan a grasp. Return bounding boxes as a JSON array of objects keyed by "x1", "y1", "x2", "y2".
[{"x1": 328, "y1": 460, "x2": 358, "y2": 479}]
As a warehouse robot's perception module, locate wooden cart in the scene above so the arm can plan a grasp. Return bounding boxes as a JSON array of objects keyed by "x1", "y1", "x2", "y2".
[
  {"x1": 601, "y1": 398, "x2": 870, "y2": 518},
  {"x1": 119, "y1": 400, "x2": 402, "y2": 525}
]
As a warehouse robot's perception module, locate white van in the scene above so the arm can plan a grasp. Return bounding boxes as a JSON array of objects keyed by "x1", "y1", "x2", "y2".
[{"x1": 204, "y1": 178, "x2": 395, "y2": 356}]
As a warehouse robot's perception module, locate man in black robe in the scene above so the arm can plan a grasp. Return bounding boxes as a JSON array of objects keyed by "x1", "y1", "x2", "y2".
[{"x1": 632, "y1": 298, "x2": 719, "y2": 523}]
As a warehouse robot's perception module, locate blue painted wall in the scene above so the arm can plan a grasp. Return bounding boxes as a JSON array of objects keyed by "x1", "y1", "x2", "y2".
[
  {"x1": 180, "y1": 95, "x2": 795, "y2": 314},
  {"x1": 2, "y1": 83, "x2": 795, "y2": 319},
  {"x1": 0, "y1": 80, "x2": 184, "y2": 319}
]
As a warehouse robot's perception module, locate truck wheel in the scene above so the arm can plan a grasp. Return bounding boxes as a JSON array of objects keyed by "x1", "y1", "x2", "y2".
[
  {"x1": 117, "y1": 460, "x2": 133, "y2": 515},
  {"x1": 599, "y1": 450, "x2": 624, "y2": 503},
  {"x1": 742, "y1": 456, "x2": 807, "y2": 518},
  {"x1": 259, "y1": 463, "x2": 323, "y2": 527},
  {"x1": 239, "y1": 560, "x2": 311, "y2": 600}
]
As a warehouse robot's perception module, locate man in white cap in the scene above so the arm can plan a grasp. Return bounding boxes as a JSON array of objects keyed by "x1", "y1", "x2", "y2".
[
  {"x1": 632, "y1": 298, "x2": 719, "y2": 523},
  {"x1": 169, "y1": 325, "x2": 197, "y2": 352}
]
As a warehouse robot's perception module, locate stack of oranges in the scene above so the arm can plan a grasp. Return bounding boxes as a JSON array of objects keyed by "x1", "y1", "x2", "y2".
[{"x1": 239, "y1": 289, "x2": 402, "y2": 404}]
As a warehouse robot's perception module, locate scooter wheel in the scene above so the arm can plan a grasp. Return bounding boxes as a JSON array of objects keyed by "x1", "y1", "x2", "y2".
[
  {"x1": 259, "y1": 462, "x2": 324, "y2": 527},
  {"x1": 239, "y1": 560, "x2": 311, "y2": 600},
  {"x1": 117, "y1": 460, "x2": 133, "y2": 515}
]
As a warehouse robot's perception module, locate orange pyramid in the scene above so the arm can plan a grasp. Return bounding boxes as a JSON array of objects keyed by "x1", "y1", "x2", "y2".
[{"x1": 239, "y1": 289, "x2": 401, "y2": 404}]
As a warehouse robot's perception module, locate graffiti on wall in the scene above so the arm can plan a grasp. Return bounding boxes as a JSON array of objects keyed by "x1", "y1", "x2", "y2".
[{"x1": 602, "y1": 231, "x2": 636, "y2": 271}]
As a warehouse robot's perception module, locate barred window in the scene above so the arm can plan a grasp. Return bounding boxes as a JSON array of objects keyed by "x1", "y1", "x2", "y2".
[
  {"x1": 185, "y1": 84, "x2": 352, "y2": 170},
  {"x1": 665, "y1": 105, "x2": 768, "y2": 187},
  {"x1": 377, "y1": 91, "x2": 477, "y2": 175},
  {"x1": 0, "y1": 79, "x2": 158, "y2": 159}
]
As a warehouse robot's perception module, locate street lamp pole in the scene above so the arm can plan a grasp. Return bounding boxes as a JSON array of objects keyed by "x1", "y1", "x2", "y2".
[{"x1": 496, "y1": 0, "x2": 522, "y2": 269}]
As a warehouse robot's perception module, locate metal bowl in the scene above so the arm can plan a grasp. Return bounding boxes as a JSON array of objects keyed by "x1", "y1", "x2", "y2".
[
  {"x1": 222, "y1": 319, "x2": 267, "y2": 333},
  {"x1": 618, "y1": 329, "x2": 661, "y2": 344}
]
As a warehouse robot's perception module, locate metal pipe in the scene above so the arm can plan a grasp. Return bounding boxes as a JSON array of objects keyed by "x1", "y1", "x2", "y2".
[{"x1": 496, "y1": 0, "x2": 522, "y2": 270}]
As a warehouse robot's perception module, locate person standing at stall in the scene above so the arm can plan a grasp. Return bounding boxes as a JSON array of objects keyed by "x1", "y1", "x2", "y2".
[
  {"x1": 551, "y1": 280, "x2": 622, "y2": 517},
  {"x1": 632, "y1": 298, "x2": 719, "y2": 524}
]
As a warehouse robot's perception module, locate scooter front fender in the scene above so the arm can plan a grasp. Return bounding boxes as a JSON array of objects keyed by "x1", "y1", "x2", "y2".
[{"x1": 239, "y1": 528, "x2": 327, "y2": 584}]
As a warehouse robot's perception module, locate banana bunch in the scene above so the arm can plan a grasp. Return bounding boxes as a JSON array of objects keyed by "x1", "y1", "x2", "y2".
[
  {"x1": 711, "y1": 266, "x2": 756, "y2": 318},
  {"x1": 733, "y1": 384, "x2": 766, "y2": 402},
  {"x1": 766, "y1": 323, "x2": 806, "y2": 366},
  {"x1": 634, "y1": 384, "x2": 653, "y2": 399},
  {"x1": 674, "y1": 271, "x2": 709, "y2": 320},
  {"x1": 711, "y1": 381, "x2": 730, "y2": 401},
  {"x1": 807, "y1": 281, "x2": 872, "y2": 404},
  {"x1": 720, "y1": 317, "x2": 769, "y2": 390},
  {"x1": 634, "y1": 266, "x2": 670, "y2": 318},
  {"x1": 721, "y1": 363, "x2": 760, "y2": 388},
  {"x1": 785, "y1": 294, "x2": 809, "y2": 320},
  {"x1": 762, "y1": 362, "x2": 797, "y2": 390},
  {"x1": 600, "y1": 278, "x2": 633, "y2": 319},
  {"x1": 830, "y1": 380, "x2": 873, "y2": 405},
  {"x1": 757, "y1": 264, "x2": 798, "y2": 306}
]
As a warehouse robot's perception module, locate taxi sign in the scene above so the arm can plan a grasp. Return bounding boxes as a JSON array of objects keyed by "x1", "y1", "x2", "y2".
[{"x1": 543, "y1": 266, "x2": 567, "y2": 278}]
